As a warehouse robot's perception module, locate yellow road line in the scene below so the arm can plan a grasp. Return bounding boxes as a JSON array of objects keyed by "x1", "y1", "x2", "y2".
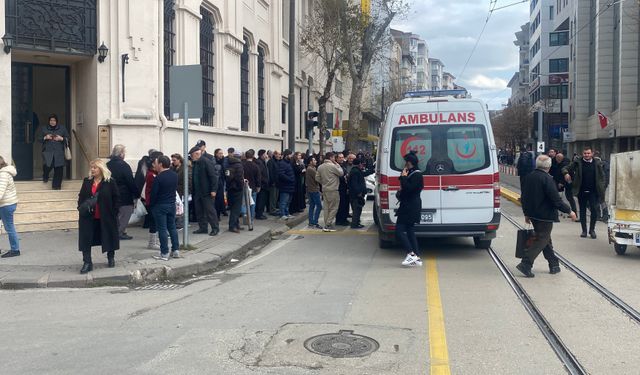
[
  {"x1": 426, "y1": 255, "x2": 451, "y2": 375},
  {"x1": 286, "y1": 229, "x2": 377, "y2": 236}
]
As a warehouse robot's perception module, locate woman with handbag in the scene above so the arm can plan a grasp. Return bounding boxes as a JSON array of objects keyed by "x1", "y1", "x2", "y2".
[
  {"x1": 77, "y1": 159, "x2": 120, "y2": 274},
  {"x1": 395, "y1": 152, "x2": 424, "y2": 267},
  {"x1": 0, "y1": 156, "x2": 20, "y2": 258},
  {"x1": 36, "y1": 114, "x2": 70, "y2": 190}
]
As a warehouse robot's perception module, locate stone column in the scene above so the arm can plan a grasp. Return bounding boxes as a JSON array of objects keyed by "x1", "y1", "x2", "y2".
[{"x1": 0, "y1": 0, "x2": 12, "y2": 160}]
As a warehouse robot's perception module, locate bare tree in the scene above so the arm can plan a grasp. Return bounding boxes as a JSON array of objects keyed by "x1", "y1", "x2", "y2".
[
  {"x1": 492, "y1": 103, "x2": 532, "y2": 149},
  {"x1": 300, "y1": 0, "x2": 349, "y2": 156},
  {"x1": 339, "y1": 0, "x2": 409, "y2": 151}
]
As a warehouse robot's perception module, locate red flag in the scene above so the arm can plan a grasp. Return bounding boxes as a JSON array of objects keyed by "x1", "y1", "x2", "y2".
[{"x1": 597, "y1": 111, "x2": 609, "y2": 129}]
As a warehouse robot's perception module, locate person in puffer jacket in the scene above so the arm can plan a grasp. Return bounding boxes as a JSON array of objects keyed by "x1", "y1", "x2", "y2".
[{"x1": 0, "y1": 156, "x2": 20, "y2": 258}]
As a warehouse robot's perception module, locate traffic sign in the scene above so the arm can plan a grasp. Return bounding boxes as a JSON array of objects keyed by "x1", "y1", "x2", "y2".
[{"x1": 537, "y1": 141, "x2": 545, "y2": 153}]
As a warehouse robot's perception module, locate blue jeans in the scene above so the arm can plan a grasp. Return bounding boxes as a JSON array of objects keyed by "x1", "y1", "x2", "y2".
[
  {"x1": 279, "y1": 192, "x2": 291, "y2": 217},
  {"x1": 308, "y1": 192, "x2": 322, "y2": 225},
  {"x1": 0, "y1": 204, "x2": 19, "y2": 251},
  {"x1": 152, "y1": 203, "x2": 179, "y2": 256}
]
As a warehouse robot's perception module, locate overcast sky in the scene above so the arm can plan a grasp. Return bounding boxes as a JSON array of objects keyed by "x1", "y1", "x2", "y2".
[{"x1": 391, "y1": 0, "x2": 530, "y2": 109}]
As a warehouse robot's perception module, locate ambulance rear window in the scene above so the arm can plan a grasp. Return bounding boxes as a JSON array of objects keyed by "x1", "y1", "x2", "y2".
[{"x1": 391, "y1": 125, "x2": 490, "y2": 175}]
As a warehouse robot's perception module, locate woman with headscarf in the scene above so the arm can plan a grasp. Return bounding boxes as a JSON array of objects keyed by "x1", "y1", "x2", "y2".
[
  {"x1": 36, "y1": 114, "x2": 70, "y2": 190},
  {"x1": 395, "y1": 151, "x2": 424, "y2": 267}
]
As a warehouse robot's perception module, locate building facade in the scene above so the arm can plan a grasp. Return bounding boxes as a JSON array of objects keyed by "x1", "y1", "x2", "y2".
[
  {"x1": 0, "y1": 0, "x2": 348, "y2": 181},
  {"x1": 429, "y1": 58, "x2": 445, "y2": 90},
  {"x1": 508, "y1": 22, "x2": 530, "y2": 106},
  {"x1": 564, "y1": 0, "x2": 640, "y2": 157}
]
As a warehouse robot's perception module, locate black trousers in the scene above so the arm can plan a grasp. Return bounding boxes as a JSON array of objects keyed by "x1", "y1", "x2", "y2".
[
  {"x1": 522, "y1": 219, "x2": 558, "y2": 268},
  {"x1": 350, "y1": 197, "x2": 364, "y2": 226},
  {"x1": 255, "y1": 188, "x2": 269, "y2": 218},
  {"x1": 215, "y1": 183, "x2": 226, "y2": 217},
  {"x1": 336, "y1": 190, "x2": 350, "y2": 223},
  {"x1": 578, "y1": 190, "x2": 599, "y2": 232},
  {"x1": 43, "y1": 165, "x2": 64, "y2": 189},
  {"x1": 195, "y1": 195, "x2": 219, "y2": 231},
  {"x1": 228, "y1": 190, "x2": 243, "y2": 230},
  {"x1": 564, "y1": 183, "x2": 577, "y2": 213},
  {"x1": 396, "y1": 222, "x2": 419, "y2": 255},
  {"x1": 83, "y1": 250, "x2": 115, "y2": 264}
]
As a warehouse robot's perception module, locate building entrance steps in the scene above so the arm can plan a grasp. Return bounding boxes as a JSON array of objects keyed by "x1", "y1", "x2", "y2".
[{"x1": 13, "y1": 180, "x2": 83, "y2": 233}]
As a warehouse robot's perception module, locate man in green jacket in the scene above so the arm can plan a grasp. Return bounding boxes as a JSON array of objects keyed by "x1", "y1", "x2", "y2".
[{"x1": 561, "y1": 146, "x2": 606, "y2": 239}]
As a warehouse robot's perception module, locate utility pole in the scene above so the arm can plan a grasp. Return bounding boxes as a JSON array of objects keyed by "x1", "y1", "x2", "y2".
[
  {"x1": 287, "y1": 0, "x2": 296, "y2": 152},
  {"x1": 381, "y1": 85, "x2": 385, "y2": 119},
  {"x1": 537, "y1": 107, "x2": 544, "y2": 154}
]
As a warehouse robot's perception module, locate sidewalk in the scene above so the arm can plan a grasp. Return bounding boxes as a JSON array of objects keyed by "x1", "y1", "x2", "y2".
[{"x1": 0, "y1": 213, "x2": 307, "y2": 289}]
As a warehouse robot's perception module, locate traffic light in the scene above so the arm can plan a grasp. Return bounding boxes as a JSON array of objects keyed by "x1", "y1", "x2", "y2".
[{"x1": 305, "y1": 111, "x2": 319, "y2": 135}]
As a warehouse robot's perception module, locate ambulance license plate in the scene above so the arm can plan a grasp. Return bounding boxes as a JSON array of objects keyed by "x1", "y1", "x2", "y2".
[
  {"x1": 420, "y1": 212, "x2": 434, "y2": 224},
  {"x1": 635, "y1": 232, "x2": 640, "y2": 246}
]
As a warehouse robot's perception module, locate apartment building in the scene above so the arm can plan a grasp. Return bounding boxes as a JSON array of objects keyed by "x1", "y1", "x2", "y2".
[{"x1": 508, "y1": 22, "x2": 531, "y2": 106}]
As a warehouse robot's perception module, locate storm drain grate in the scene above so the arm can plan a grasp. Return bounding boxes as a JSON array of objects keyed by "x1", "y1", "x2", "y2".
[
  {"x1": 135, "y1": 283, "x2": 184, "y2": 291},
  {"x1": 304, "y1": 330, "x2": 379, "y2": 358}
]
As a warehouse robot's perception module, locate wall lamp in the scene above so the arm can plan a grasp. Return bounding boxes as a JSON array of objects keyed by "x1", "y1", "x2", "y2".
[
  {"x1": 2, "y1": 33, "x2": 14, "y2": 54},
  {"x1": 97, "y1": 42, "x2": 108, "y2": 63}
]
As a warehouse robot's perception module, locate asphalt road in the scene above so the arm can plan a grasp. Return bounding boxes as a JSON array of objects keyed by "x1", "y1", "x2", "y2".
[{"x1": 1, "y1": 200, "x2": 639, "y2": 374}]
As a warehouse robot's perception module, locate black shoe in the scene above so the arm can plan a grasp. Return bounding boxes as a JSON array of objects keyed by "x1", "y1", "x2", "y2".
[
  {"x1": 350, "y1": 224, "x2": 365, "y2": 229},
  {"x1": 1, "y1": 250, "x2": 20, "y2": 258},
  {"x1": 222, "y1": 212, "x2": 229, "y2": 217},
  {"x1": 256, "y1": 216, "x2": 267, "y2": 220},
  {"x1": 119, "y1": 234, "x2": 133, "y2": 240},
  {"x1": 516, "y1": 263, "x2": 535, "y2": 278},
  {"x1": 590, "y1": 230, "x2": 597, "y2": 239},
  {"x1": 336, "y1": 221, "x2": 350, "y2": 226},
  {"x1": 209, "y1": 228, "x2": 219, "y2": 236},
  {"x1": 580, "y1": 231, "x2": 587, "y2": 238},
  {"x1": 549, "y1": 265, "x2": 561, "y2": 274},
  {"x1": 193, "y1": 229, "x2": 208, "y2": 234},
  {"x1": 108, "y1": 258, "x2": 115, "y2": 268},
  {"x1": 80, "y1": 263, "x2": 93, "y2": 274}
]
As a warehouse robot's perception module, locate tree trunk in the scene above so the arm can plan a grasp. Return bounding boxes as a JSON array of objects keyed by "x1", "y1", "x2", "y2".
[
  {"x1": 318, "y1": 71, "x2": 336, "y2": 156},
  {"x1": 346, "y1": 77, "x2": 364, "y2": 151}
]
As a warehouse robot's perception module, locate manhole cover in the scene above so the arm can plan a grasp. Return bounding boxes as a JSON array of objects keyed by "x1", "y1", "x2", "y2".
[{"x1": 304, "y1": 330, "x2": 379, "y2": 358}]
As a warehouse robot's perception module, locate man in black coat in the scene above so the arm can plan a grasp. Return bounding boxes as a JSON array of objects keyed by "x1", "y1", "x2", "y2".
[
  {"x1": 267, "y1": 150, "x2": 280, "y2": 215},
  {"x1": 519, "y1": 155, "x2": 576, "y2": 278},
  {"x1": 255, "y1": 149, "x2": 270, "y2": 220},
  {"x1": 553, "y1": 153, "x2": 577, "y2": 216},
  {"x1": 517, "y1": 145, "x2": 535, "y2": 189},
  {"x1": 226, "y1": 151, "x2": 245, "y2": 233},
  {"x1": 190, "y1": 147, "x2": 219, "y2": 236},
  {"x1": 213, "y1": 148, "x2": 227, "y2": 217},
  {"x1": 347, "y1": 159, "x2": 367, "y2": 229},
  {"x1": 107, "y1": 145, "x2": 140, "y2": 240}
]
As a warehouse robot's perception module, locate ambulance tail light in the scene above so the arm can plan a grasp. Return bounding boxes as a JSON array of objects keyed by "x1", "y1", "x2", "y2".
[
  {"x1": 380, "y1": 174, "x2": 389, "y2": 210},
  {"x1": 493, "y1": 172, "x2": 501, "y2": 208}
]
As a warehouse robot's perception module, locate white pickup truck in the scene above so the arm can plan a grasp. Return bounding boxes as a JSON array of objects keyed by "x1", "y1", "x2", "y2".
[{"x1": 607, "y1": 150, "x2": 640, "y2": 255}]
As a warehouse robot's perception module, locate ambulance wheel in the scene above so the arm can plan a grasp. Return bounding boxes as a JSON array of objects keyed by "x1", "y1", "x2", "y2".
[
  {"x1": 474, "y1": 237, "x2": 491, "y2": 249},
  {"x1": 614, "y1": 244, "x2": 627, "y2": 255},
  {"x1": 373, "y1": 203, "x2": 380, "y2": 226}
]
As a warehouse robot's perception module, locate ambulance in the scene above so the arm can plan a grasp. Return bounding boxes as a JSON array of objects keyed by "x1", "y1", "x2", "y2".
[{"x1": 373, "y1": 90, "x2": 501, "y2": 249}]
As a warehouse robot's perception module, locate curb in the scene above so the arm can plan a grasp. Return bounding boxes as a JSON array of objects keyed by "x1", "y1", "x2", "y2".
[
  {"x1": 0, "y1": 212, "x2": 308, "y2": 290},
  {"x1": 501, "y1": 187, "x2": 522, "y2": 206}
]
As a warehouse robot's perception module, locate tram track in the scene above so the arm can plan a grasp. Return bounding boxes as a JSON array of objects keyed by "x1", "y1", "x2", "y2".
[
  {"x1": 501, "y1": 211, "x2": 640, "y2": 325},
  {"x1": 486, "y1": 245, "x2": 588, "y2": 375}
]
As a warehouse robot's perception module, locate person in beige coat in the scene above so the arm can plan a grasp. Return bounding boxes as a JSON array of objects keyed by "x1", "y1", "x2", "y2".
[
  {"x1": 0, "y1": 156, "x2": 20, "y2": 257},
  {"x1": 315, "y1": 152, "x2": 344, "y2": 232}
]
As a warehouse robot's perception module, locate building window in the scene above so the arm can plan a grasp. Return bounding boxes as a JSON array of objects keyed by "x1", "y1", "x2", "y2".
[
  {"x1": 530, "y1": 37, "x2": 540, "y2": 59},
  {"x1": 200, "y1": 7, "x2": 216, "y2": 126},
  {"x1": 258, "y1": 46, "x2": 266, "y2": 134},
  {"x1": 164, "y1": 0, "x2": 175, "y2": 118},
  {"x1": 549, "y1": 6, "x2": 554, "y2": 20},
  {"x1": 335, "y1": 79, "x2": 343, "y2": 99},
  {"x1": 545, "y1": 85, "x2": 568, "y2": 99},
  {"x1": 549, "y1": 31, "x2": 569, "y2": 46},
  {"x1": 336, "y1": 109, "x2": 343, "y2": 129},
  {"x1": 549, "y1": 58, "x2": 569, "y2": 73},
  {"x1": 282, "y1": 0, "x2": 290, "y2": 41},
  {"x1": 241, "y1": 36, "x2": 250, "y2": 132}
]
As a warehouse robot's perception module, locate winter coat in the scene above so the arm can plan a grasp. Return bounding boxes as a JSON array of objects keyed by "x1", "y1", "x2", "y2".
[
  {"x1": 107, "y1": 157, "x2": 139, "y2": 206},
  {"x1": 348, "y1": 166, "x2": 366, "y2": 199},
  {"x1": 276, "y1": 159, "x2": 295, "y2": 193},
  {"x1": 256, "y1": 158, "x2": 270, "y2": 189},
  {"x1": 226, "y1": 157, "x2": 245, "y2": 193},
  {"x1": 521, "y1": 169, "x2": 571, "y2": 222},
  {"x1": 78, "y1": 178, "x2": 120, "y2": 253},
  {"x1": 134, "y1": 156, "x2": 151, "y2": 194},
  {"x1": 517, "y1": 151, "x2": 535, "y2": 177},
  {"x1": 267, "y1": 158, "x2": 279, "y2": 187},
  {"x1": 173, "y1": 163, "x2": 192, "y2": 198},
  {"x1": 242, "y1": 159, "x2": 262, "y2": 191},
  {"x1": 36, "y1": 124, "x2": 69, "y2": 168},
  {"x1": 553, "y1": 158, "x2": 570, "y2": 185},
  {"x1": 0, "y1": 166, "x2": 18, "y2": 208},
  {"x1": 192, "y1": 157, "x2": 218, "y2": 198},
  {"x1": 395, "y1": 169, "x2": 423, "y2": 225},
  {"x1": 305, "y1": 166, "x2": 320, "y2": 193},
  {"x1": 561, "y1": 158, "x2": 606, "y2": 201},
  {"x1": 316, "y1": 160, "x2": 343, "y2": 192}
]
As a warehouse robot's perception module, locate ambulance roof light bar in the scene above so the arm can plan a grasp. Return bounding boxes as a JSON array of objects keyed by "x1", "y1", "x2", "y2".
[{"x1": 404, "y1": 89, "x2": 468, "y2": 99}]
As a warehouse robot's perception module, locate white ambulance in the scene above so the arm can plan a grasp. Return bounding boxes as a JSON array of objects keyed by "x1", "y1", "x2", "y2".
[{"x1": 373, "y1": 90, "x2": 501, "y2": 249}]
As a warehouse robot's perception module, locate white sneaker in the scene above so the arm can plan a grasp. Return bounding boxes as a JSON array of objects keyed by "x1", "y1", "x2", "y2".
[
  {"x1": 323, "y1": 227, "x2": 337, "y2": 232},
  {"x1": 170, "y1": 251, "x2": 181, "y2": 258},
  {"x1": 153, "y1": 255, "x2": 170, "y2": 261},
  {"x1": 147, "y1": 242, "x2": 160, "y2": 250},
  {"x1": 402, "y1": 254, "x2": 423, "y2": 267}
]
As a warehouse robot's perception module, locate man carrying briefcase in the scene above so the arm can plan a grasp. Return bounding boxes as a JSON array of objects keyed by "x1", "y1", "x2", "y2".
[{"x1": 518, "y1": 155, "x2": 576, "y2": 278}]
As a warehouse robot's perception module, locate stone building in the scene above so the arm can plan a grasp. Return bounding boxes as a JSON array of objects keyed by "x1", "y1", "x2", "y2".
[{"x1": 0, "y1": 0, "x2": 349, "y2": 181}]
